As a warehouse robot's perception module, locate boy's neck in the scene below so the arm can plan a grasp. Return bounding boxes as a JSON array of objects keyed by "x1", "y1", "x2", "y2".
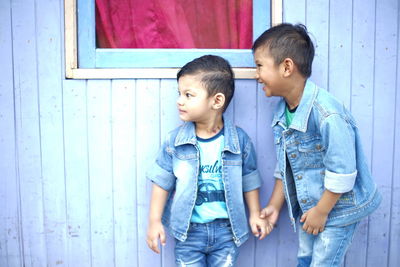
[
  {"x1": 284, "y1": 78, "x2": 306, "y2": 110},
  {"x1": 195, "y1": 114, "x2": 224, "y2": 139}
]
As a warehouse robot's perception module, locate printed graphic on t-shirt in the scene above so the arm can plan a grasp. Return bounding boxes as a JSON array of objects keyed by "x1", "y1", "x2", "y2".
[
  {"x1": 195, "y1": 160, "x2": 225, "y2": 205},
  {"x1": 191, "y1": 133, "x2": 229, "y2": 223}
]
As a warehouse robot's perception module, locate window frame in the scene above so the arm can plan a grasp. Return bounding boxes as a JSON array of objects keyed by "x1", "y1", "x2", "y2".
[{"x1": 65, "y1": 0, "x2": 282, "y2": 79}]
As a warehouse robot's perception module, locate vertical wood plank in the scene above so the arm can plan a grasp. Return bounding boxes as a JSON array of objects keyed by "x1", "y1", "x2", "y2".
[
  {"x1": 63, "y1": 79, "x2": 92, "y2": 266},
  {"x1": 389, "y1": 9, "x2": 400, "y2": 266},
  {"x1": 283, "y1": 0, "x2": 306, "y2": 24},
  {"x1": 136, "y1": 79, "x2": 161, "y2": 267},
  {"x1": 307, "y1": 0, "x2": 330, "y2": 89},
  {"x1": 234, "y1": 80, "x2": 258, "y2": 267},
  {"x1": 345, "y1": 0, "x2": 376, "y2": 265},
  {"x1": 367, "y1": 0, "x2": 398, "y2": 266},
  {"x1": 0, "y1": 0, "x2": 22, "y2": 265},
  {"x1": 87, "y1": 80, "x2": 115, "y2": 266},
  {"x1": 328, "y1": 0, "x2": 352, "y2": 108},
  {"x1": 11, "y1": 0, "x2": 47, "y2": 265},
  {"x1": 159, "y1": 79, "x2": 180, "y2": 267},
  {"x1": 111, "y1": 80, "x2": 138, "y2": 266},
  {"x1": 36, "y1": 0, "x2": 67, "y2": 265},
  {"x1": 255, "y1": 85, "x2": 283, "y2": 267}
]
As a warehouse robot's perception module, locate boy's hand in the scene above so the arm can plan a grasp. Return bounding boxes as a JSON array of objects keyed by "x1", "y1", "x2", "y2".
[
  {"x1": 300, "y1": 206, "x2": 328, "y2": 235},
  {"x1": 249, "y1": 212, "x2": 270, "y2": 240},
  {"x1": 146, "y1": 220, "x2": 166, "y2": 254},
  {"x1": 259, "y1": 205, "x2": 280, "y2": 235}
]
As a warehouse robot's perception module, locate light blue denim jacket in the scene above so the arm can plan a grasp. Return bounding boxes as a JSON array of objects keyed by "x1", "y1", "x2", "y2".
[
  {"x1": 272, "y1": 80, "x2": 381, "y2": 230},
  {"x1": 147, "y1": 116, "x2": 262, "y2": 246}
]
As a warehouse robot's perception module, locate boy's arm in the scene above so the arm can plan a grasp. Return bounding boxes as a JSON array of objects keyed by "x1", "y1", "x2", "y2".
[
  {"x1": 147, "y1": 184, "x2": 169, "y2": 254},
  {"x1": 300, "y1": 190, "x2": 341, "y2": 235},
  {"x1": 244, "y1": 189, "x2": 268, "y2": 240},
  {"x1": 260, "y1": 178, "x2": 285, "y2": 232}
]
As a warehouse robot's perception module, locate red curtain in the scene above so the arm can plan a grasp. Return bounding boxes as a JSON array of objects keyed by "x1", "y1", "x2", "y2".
[{"x1": 96, "y1": 0, "x2": 252, "y2": 49}]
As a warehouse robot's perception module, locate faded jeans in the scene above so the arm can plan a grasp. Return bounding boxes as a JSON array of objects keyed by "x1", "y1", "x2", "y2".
[
  {"x1": 297, "y1": 222, "x2": 359, "y2": 267},
  {"x1": 175, "y1": 219, "x2": 239, "y2": 267}
]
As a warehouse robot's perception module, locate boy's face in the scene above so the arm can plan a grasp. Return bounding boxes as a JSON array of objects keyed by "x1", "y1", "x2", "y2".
[
  {"x1": 177, "y1": 74, "x2": 215, "y2": 122},
  {"x1": 254, "y1": 47, "x2": 284, "y2": 97}
]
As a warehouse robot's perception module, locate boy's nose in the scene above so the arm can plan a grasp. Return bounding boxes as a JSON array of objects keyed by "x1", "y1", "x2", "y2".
[{"x1": 177, "y1": 97, "x2": 183, "y2": 106}]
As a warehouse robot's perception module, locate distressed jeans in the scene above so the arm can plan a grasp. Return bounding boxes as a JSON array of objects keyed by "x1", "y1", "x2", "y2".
[
  {"x1": 297, "y1": 222, "x2": 359, "y2": 267},
  {"x1": 174, "y1": 219, "x2": 239, "y2": 267}
]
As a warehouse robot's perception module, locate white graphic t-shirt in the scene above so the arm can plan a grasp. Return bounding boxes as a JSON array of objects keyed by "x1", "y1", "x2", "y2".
[{"x1": 191, "y1": 130, "x2": 228, "y2": 223}]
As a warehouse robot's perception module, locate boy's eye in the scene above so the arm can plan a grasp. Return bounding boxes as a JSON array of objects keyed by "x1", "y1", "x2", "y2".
[{"x1": 185, "y1": 93, "x2": 192, "y2": 98}]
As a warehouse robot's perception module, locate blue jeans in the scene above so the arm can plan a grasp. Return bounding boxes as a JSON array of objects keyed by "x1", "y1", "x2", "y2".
[
  {"x1": 174, "y1": 219, "x2": 239, "y2": 267},
  {"x1": 297, "y1": 222, "x2": 359, "y2": 267}
]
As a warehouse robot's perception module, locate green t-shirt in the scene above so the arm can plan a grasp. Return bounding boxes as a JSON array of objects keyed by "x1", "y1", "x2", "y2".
[{"x1": 285, "y1": 105, "x2": 297, "y2": 127}]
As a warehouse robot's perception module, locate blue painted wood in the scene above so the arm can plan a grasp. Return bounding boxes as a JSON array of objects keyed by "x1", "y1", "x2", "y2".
[
  {"x1": 63, "y1": 79, "x2": 92, "y2": 266},
  {"x1": 255, "y1": 85, "x2": 282, "y2": 267},
  {"x1": 11, "y1": 0, "x2": 47, "y2": 265},
  {"x1": 345, "y1": 0, "x2": 376, "y2": 265},
  {"x1": 159, "y1": 79, "x2": 181, "y2": 267},
  {"x1": 253, "y1": 0, "x2": 271, "y2": 41},
  {"x1": 95, "y1": 49, "x2": 256, "y2": 68},
  {"x1": 389, "y1": 18, "x2": 400, "y2": 266},
  {"x1": 367, "y1": 0, "x2": 398, "y2": 266},
  {"x1": 136, "y1": 79, "x2": 162, "y2": 267},
  {"x1": 86, "y1": 80, "x2": 115, "y2": 266},
  {"x1": 77, "y1": 0, "x2": 96, "y2": 67},
  {"x1": 36, "y1": 0, "x2": 68, "y2": 265},
  {"x1": 328, "y1": 0, "x2": 352, "y2": 108},
  {"x1": 79, "y1": 0, "x2": 268, "y2": 68},
  {"x1": 0, "y1": 0, "x2": 21, "y2": 266},
  {"x1": 111, "y1": 80, "x2": 138, "y2": 266},
  {"x1": 234, "y1": 80, "x2": 258, "y2": 267},
  {"x1": 307, "y1": 0, "x2": 329, "y2": 89},
  {"x1": 283, "y1": 0, "x2": 305, "y2": 24}
]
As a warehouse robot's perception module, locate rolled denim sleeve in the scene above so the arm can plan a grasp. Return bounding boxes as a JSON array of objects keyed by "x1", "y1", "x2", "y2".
[
  {"x1": 274, "y1": 162, "x2": 283, "y2": 179},
  {"x1": 242, "y1": 138, "x2": 263, "y2": 192},
  {"x1": 146, "y1": 137, "x2": 176, "y2": 191},
  {"x1": 320, "y1": 114, "x2": 357, "y2": 193}
]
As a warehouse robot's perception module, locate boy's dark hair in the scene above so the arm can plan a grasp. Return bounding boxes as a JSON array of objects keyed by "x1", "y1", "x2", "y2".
[
  {"x1": 177, "y1": 55, "x2": 235, "y2": 112},
  {"x1": 252, "y1": 23, "x2": 315, "y2": 78}
]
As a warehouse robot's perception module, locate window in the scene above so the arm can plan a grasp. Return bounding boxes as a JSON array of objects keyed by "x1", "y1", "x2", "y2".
[{"x1": 65, "y1": 0, "x2": 282, "y2": 79}]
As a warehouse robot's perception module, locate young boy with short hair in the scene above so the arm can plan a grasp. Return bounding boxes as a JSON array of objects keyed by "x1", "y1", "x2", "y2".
[
  {"x1": 253, "y1": 23, "x2": 382, "y2": 267},
  {"x1": 146, "y1": 55, "x2": 268, "y2": 267}
]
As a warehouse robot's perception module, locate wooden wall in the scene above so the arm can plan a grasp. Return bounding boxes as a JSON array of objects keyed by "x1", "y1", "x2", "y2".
[{"x1": 0, "y1": 0, "x2": 399, "y2": 266}]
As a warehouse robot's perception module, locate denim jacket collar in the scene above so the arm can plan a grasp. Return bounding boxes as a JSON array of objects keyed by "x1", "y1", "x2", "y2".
[
  {"x1": 174, "y1": 115, "x2": 241, "y2": 154},
  {"x1": 271, "y1": 80, "x2": 318, "y2": 133}
]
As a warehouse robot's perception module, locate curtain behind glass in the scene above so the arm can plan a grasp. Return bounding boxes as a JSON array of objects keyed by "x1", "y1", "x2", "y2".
[{"x1": 96, "y1": 0, "x2": 253, "y2": 49}]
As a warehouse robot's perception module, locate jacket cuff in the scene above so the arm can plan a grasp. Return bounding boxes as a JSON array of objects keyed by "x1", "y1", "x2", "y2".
[
  {"x1": 324, "y1": 169, "x2": 357, "y2": 193},
  {"x1": 274, "y1": 163, "x2": 283, "y2": 179},
  {"x1": 146, "y1": 163, "x2": 176, "y2": 191},
  {"x1": 243, "y1": 169, "x2": 263, "y2": 192}
]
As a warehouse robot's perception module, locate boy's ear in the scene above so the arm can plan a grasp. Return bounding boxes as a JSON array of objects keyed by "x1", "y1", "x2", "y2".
[
  {"x1": 281, "y1": 58, "x2": 295, "y2": 77},
  {"x1": 213, "y1": 93, "x2": 226, "y2": 110}
]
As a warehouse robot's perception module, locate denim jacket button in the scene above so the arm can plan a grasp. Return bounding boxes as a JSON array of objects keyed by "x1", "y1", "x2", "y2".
[
  {"x1": 301, "y1": 199, "x2": 307, "y2": 203},
  {"x1": 291, "y1": 153, "x2": 297, "y2": 158},
  {"x1": 297, "y1": 175, "x2": 303, "y2": 180}
]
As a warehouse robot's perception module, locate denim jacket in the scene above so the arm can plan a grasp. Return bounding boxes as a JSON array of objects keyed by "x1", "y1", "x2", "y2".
[
  {"x1": 146, "y1": 116, "x2": 262, "y2": 246},
  {"x1": 272, "y1": 80, "x2": 381, "y2": 230}
]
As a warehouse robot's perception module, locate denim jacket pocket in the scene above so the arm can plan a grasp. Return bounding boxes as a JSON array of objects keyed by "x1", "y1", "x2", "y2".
[
  {"x1": 334, "y1": 191, "x2": 356, "y2": 208},
  {"x1": 298, "y1": 138, "x2": 325, "y2": 168}
]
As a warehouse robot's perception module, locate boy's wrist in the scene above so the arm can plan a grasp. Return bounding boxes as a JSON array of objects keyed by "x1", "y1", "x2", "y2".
[{"x1": 315, "y1": 203, "x2": 330, "y2": 216}]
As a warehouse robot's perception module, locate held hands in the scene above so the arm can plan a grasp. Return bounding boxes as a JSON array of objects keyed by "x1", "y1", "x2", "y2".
[
  {"x1": 300, "y1": 206, "x2": 328, "y2": 235},
  {"x1": 259, "y1": 205, "x2": 280, "y2": 236},
  {"x1": 249, "y1": 212, "x2": 269, "y2": 240},
  {"x1": 146, "y1": 220, "x2": 166, "y2": 254}
]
